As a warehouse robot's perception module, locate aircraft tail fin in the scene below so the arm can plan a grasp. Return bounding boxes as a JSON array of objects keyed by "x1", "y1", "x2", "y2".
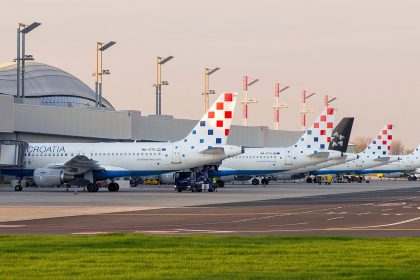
[
  {"x1": 294, "y1": 107, "x2": 335, "y2": 153},
  {"x1": 409, "y1": 145, "x2": 420, "y2": 156},
  {"x1": 361, "y1": 124, "x2": 394, "y2": 158},
  {"x1": 182, "y1": 92, "x2": 238, "y2": 148},
  {"x1": 328, "y1": 117, "x2": 354, "y2": 153}
]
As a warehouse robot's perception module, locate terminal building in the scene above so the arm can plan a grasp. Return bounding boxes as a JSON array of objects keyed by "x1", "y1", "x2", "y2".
[{"x1": 0, "y1": 61, "x2": 304, "y2": 147}]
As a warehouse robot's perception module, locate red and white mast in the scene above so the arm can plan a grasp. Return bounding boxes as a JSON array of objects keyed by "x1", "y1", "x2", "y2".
[
  {"x1": 300, "y1": 90, "x2": 316, "y2": 131},
  {"x1": 324, "y1": 94, "x2": 337, "y2": 108},
  {"x1": 241, "y1": 75, "x2": 259, "y2": 126},
  {"x1": 273, "y1": 83, "x2": 289, "y2": 130}
]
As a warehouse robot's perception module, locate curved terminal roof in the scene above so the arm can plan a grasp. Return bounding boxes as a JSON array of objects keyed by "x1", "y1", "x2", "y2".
[{"x1": 0, "y1": 62, "x2": 113, "y2": 108}]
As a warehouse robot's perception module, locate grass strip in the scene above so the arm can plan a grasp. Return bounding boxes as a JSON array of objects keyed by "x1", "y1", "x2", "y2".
[{"x1": 0, "y1": 234, "x2": 419, "y2": 279}]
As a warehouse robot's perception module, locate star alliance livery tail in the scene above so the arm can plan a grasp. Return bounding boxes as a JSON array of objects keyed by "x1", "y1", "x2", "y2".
[
  {"x1": 328, "y1": 117, "x2": 354, "y2": 153},
  {"x1": 361, "y1": 124, "x2": 394, "y2": 159},
  {"x1": 183, "y1": 92, "x2": 238, "y2": 148},
  {"x1": 294, "y1": 107, "x2": 335, "y2": 154}
]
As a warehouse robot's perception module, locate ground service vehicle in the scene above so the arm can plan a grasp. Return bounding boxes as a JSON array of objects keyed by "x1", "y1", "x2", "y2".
[
  {"x1": 316, "y1": 175, "x2": 332, "y2": 185},
  {"x1": 174, "y1": 171, "x2": 215, "y2": 192},
  {"x1": 143, "y1": 178, "x2": 160, "y2": 185}
]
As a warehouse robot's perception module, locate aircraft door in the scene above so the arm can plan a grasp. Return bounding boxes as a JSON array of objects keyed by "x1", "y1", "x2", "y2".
[
  {"x1": 285, "y1": 149, "x2": 293, "y2": 165},
  {"x1": 171, "y1": 145, "x2": 182, "y2": 164}
]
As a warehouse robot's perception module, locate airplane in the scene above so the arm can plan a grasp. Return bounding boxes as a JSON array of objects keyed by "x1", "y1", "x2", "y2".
[
  {"x1": 310, "y1": 124, "x2": 397, "y2": 180},
  {"x1": 0, "y1": 92, "x2": 243, "y2": 192},
  {"x1": 274, "y1": 117, "x2": 357, "y2": 182},
  {"x1": 358, "y1": 145, "x2": 420, "y2": 180},
  {"x1": 211, "y1": 107, "x2": 345, "y2": 181}
]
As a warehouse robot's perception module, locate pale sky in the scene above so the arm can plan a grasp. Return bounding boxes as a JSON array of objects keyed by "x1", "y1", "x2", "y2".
[{"x1": 1, "y1": 0, "x2": 419, "y2": 147}]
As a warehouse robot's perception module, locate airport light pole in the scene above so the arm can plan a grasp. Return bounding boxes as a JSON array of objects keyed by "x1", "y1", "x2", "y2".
[
  {"x1": 301, "y1": 90, "x2": 316, "y2": 131},
  {"x1": 324, "y1": 94, "x2": 337, "y2": 108},
  {"x1": 241, "y1": 75, "x2": 259, "y2": 126},
  {"x1": 15, "y1": 22, "x2": 41, "y2": 99},
  {"x1": 95, "y1": 41, "x2": 116, "y2": 107},
  {"x1": 273, "y1": 83, "x2": 289, "y2": 130},
  {"x1": 154, "y1": 56, "x2": 174, "y2": 115},
  {"x1": 203, "y1": 67, "x2": 220, "y2": 112}
]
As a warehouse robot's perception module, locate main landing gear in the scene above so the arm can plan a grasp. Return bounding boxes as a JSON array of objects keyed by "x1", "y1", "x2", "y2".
[
  {"x1": 14, "y1": 178, "x2": 23, "y2": 191},
  {"x1": 86, "y1": 182, "x2": 120, "y2": 192},
  {"x1": 408, "y1": 175, "x2": 417, "y2": 181},
  {"x1": 87, "y1": 183, "x2": 100, "y2": 192},
  {"x1": 107, "y1": 182, "x2": 119, "y2": 192}
]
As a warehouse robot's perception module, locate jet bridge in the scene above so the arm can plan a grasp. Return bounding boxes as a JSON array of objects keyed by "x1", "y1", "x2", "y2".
[{"x1": 0, "y1": 140, "x2": 28, "y2": 168}]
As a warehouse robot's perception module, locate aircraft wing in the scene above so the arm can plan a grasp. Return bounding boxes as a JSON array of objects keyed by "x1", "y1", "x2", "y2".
[{"x1": 45, "y1": 155, "x2": 103, "y2": 174}]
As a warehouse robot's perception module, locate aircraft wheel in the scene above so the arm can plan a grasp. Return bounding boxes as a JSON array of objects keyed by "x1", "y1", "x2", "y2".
[
  {"x1": 14, "y1": 185, "x2": 22, "y2": 192},
  {"x1": 87, "y1": 183, "x2": 97, "y2": 193},
  {"x1": 261, "y1": 179, "x2": 269, "y2": 185},
  {"x1": 218, "y1": 180, "x2": 225, "y2": 188},
  {"x1": 108, "y1": 183, "x2": 118, "y2": 192},
  {"x1": 251, "y1": 178, "x2": 259, "y2": 185}
]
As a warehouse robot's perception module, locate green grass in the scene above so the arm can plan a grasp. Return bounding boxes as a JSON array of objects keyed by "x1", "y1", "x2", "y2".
[{"x1": 0, "y1": 234, "x2": 419, "y2": 279}]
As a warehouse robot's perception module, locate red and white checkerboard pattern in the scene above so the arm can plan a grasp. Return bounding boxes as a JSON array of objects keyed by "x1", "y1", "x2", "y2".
[
  {"x1": 184, "y1": 92, "x2": 238, "y2": 147},
  {"x1": 296, "y1": 107, "x2": 335, "y2": 152},
  {"x1": 363, "y1": 124, "x2": 394, "y2": 158}
]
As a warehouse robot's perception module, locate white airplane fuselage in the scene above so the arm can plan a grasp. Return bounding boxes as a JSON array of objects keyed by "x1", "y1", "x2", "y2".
[
  {"x1": 3, "y1": 142, "x2": 242, "y2": 180},
  {"x1": 359, "y1": 155, "x2": 420, "y2": 175},
  {"x1": 213, "y1": 147, "x2": 343, "y2": 177},
  {"x1": 311, "y1": 155, "x2": 396, "y2": 175},
  {"x1": 274, "y1": 153, "x2": 357, "y2": 180}
]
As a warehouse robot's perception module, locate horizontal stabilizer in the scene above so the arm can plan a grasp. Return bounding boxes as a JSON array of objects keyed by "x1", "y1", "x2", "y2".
[
  {"x1": 308, "y1": 151, "x2": 330, "y2": 158},
  {"x1": 200, "y1": 147, "x2": 225, "y2": 155},
  {"x1": 374, "y1": 156, "x2": 391, "y2": 162}
]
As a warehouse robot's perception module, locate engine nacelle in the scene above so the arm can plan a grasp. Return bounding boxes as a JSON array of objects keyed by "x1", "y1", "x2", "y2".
[
  {"x1": 33, "y1": 168, "x2": 74, "y2": 187},
  {"x1": 383, "y1": 172, "x2": 404, "y2": 178},
  {"x1": 159, "y1": 173, "x2": 176, "y2": 184}
]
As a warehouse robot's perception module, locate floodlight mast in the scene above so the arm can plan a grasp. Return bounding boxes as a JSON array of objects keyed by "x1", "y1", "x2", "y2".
[
  {"x1": 16, "y1": 22, "x2": 41, "y2": 99},
  {"x1": 273, "y1": 83, "x2": 289, "y2": 130},
  {"x1": 204, "y1": 67, "x2": 220, "y2": 112},
  {"x1": 154, "y1": 56, "x2": 174, "y2": 115},
  {"x1": 241, "y1": 75, "x2": 259, "y2": 126},
  {"x1": 95, "y1": 41, "x2": 116, "y2": 107},
  {"x1": 99, "y1": 41, "x2": 116, "y2": 51},
  {"x1": 301, "y1": 90, "x2": 316, "y2": 131},
  {"x1": 324, "y1": 94, "x2": 337, "y2": 107}
]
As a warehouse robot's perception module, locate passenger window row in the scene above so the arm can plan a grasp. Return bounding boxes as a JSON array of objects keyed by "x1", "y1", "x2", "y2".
[{"x1": 25, "y1": 152, "x2": 162, "y2": 157}]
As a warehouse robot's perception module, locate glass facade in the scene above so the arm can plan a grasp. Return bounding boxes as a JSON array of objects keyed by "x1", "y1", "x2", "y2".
[
  {"x1": 37, "y1": 96, "x2": 101, "y2": 109},
  {"x1": 0, "y1": 62, "x2": 114, "y2": 109}
]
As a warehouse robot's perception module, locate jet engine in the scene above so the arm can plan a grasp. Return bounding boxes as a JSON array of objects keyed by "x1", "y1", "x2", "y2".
[
  {"x1": 33, "y1": 168, "x2": 74, "y2": 187},
  {"x1": 383, "y1": 172, "x2": 404, "y2": 178}
]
